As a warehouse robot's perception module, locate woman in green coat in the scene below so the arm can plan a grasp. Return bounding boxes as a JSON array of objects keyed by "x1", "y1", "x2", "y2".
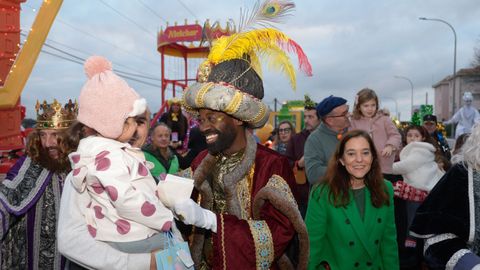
[{"x1": 305, "y1": 130, "x2": 399, "y2": 269}]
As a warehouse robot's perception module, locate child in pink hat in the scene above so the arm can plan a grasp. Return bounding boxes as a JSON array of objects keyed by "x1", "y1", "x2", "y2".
[{"x1": 68, "y1": 56, "x2": 179, "y2": 253}]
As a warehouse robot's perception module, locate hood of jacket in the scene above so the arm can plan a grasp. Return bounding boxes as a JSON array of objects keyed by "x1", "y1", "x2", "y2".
[
  {"x1": 399, "y1": 141, "x2": 436, "y2": 160},
  {"x1": 68, "y1": 136, "x2": 132, "y2": 192}
]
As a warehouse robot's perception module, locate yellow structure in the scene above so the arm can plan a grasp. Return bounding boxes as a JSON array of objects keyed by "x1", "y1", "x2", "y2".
[
  {"x1": 266, "y1": 100, "x2": 306, "y2": 133},
  {"x1": 0, "y1": 0, "x2": 63, "y2": 109},
  {"x1": 267, "y1": 111, "x2": 303, "y2": 133}
]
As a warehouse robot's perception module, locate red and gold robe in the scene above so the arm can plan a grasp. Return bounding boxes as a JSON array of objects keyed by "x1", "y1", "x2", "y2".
[{"x1": 188, "y1": 133, "x2": 308, "y2": 270}]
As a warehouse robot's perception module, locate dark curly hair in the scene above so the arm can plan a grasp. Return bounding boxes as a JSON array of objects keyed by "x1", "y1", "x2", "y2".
[{"x1": 26, "y1": 129, "x2": 74, "y2": 173}]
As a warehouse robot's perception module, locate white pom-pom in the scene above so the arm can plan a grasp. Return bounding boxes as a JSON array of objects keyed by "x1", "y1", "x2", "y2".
[{"x1": 84, "y1": 56, "x2": 112, "y2": 79}]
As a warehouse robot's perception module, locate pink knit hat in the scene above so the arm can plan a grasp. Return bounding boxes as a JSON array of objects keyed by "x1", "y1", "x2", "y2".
[{"x1": 77, "y1": 56, "x2": 147, "y2": 139}]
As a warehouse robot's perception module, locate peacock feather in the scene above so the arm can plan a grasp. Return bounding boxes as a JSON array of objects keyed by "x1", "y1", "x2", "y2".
[{"x1": 239, "y1": 0, "x2": 296, "y2": 32}]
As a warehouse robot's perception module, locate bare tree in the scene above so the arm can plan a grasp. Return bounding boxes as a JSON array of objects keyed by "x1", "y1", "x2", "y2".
[{"x1": 472, "y1": 39, "x2": 480, "y2": 67}]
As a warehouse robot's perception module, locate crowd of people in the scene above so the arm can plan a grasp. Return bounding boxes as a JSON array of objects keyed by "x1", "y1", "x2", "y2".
[
  {"x1": 3, "y1": 61, "x2": 479, "y2": 269},
  {"x1": 2, "y1": 10, "x2": 480, "y2": 270}
]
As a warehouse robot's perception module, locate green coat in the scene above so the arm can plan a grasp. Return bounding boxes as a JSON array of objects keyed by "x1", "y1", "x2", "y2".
[
  {"x1": 143, "y1": 151, "x2": 179, "y2": 178},
  {"x1": 305, "y1": 180, "x2": 399, "y2": 270}
]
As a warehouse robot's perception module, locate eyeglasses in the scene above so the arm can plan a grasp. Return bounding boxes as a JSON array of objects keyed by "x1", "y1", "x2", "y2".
[
  {"x1": 327, "y1": 106, "x2": 350, "y2": 118},
  {"x1": 278, "y1": 128, "x2": 292, "y2": 133}
]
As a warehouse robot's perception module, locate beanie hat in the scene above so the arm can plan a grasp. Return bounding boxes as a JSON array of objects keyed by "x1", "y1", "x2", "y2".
[
  {"x1": 77, "y1": 56, "x2": 147, "y2": 139},
  {"x1": 316, "y1": 95, "x2": 347, "y2": 117}
]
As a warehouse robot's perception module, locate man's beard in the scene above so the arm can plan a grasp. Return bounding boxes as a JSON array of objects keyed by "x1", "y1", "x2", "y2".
[
  {"x1": 37, "y1": 147, "x2": 71, "y2": 173},
  {"x1": 205, "y1": 128, "x2": 237, "y2": 155}
]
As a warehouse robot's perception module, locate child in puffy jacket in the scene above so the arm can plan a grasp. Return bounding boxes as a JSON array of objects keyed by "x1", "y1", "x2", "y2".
[
  {"x1": 393, "y1": 125, "x2": 444, "y2": 194},
  {"x1": 392, "y1": 125, "x2": 444, "y2": 249}
]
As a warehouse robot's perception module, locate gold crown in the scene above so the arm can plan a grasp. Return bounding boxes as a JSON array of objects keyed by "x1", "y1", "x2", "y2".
[
  {"x1": 167, "y1": 97, "x2": 182, "y2": 106},
  {"x1": 35, "y1": 99, "x2": 78, "y2": 129}
]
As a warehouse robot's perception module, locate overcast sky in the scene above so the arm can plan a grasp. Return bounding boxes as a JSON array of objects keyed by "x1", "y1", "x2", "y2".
[{"x1": 18, "y1": 0, "x2": 480, "y2": 121}]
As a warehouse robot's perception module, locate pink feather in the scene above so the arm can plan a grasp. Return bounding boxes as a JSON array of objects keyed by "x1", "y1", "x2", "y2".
[{"x1": 280, "y1": 39, "x2": 313, "y2": 76}]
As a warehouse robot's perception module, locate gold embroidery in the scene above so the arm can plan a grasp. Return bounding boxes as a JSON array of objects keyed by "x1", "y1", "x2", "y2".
[
  {"x1": 221, "y1": 214, "x2": 227, "y2": 270},
  {"x1": 236, "y1": 164, "x2": 255, "y2": 219},
  {"x1": 212, "y1": 151, "x2": 245, "y2": 213},
  {"x1": 181, "y1": 92, "x2": 197, "y2": 115},
  {"x1": 267, "y1": 175, "x2": 297, "y2": 207},
  {"x1": 248, "y1": 220, "x2": 274, "y2": 270},
  {"x1": 248, "y1": 164, "x2": 254, "y2": 194},
  {"x1": 244, "y1": 102, "x2": 266, "y2": 124},
  {"x1": 195, "y1": 82, "x2": 214, "y2": 108},
  {"x1": 252, "y1": 104, "x2": 266, "y2": 124},
  {"x1": 224, "y1": 90, "x2": 243, "y2": 115}
]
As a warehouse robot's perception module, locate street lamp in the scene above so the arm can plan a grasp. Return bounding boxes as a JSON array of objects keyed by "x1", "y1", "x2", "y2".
[
  {"x1": 419, "y1": 17, "x2": 457, "y2": 118},
  {"x1": 394, "y1": 75, "x2": 414, "y2": 118},
  {"x1": 381, "y1": 96, "x2": 399, "y2": 120}
]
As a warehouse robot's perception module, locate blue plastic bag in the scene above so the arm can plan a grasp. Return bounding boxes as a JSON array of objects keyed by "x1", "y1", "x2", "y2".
[{"x1": 155, "y1": 231, "x2": 194, "y2": 270}]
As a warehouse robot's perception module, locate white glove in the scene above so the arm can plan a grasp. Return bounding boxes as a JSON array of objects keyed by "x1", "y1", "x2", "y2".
[{"x1": 174, "y1": 199, "x2": 217, "y2": 233}]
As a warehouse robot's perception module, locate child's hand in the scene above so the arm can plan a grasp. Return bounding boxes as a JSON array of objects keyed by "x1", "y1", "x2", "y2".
[
  {"x1": 381, "y1": 145, "x2": 394, "y2": 157},
  {"x1": 169, "y1": 141, "x2": 182, "y2": 149},
  {"x1": 150, "y1": 251, "x2": 157, "y2": 270}
]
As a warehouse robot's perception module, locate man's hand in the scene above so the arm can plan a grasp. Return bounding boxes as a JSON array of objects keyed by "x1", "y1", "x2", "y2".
[
  {"x1": 174, "y1": 199, "x2": 217, "y2": 233},
  {"x1": 297, "y1": 156, "x2": 305, "y2": 168}
]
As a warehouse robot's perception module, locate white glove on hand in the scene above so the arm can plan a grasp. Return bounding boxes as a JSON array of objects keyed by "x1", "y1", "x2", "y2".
[{"x1": 174, "y1": 199, "x2": 217, "y2": 233}]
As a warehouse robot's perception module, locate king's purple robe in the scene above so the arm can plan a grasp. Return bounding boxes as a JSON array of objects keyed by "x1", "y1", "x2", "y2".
[{"x1": 0, "y1": 156, "x2": 65, "y2": 270}]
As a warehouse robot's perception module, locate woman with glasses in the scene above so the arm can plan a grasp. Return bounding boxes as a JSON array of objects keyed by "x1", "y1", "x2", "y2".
[
  {"x1": 275, "y1": 120, "x2": 295, "y2": 155},
  {"x1": 305, "y1": 130, "x2": 399, "y2": 270}
]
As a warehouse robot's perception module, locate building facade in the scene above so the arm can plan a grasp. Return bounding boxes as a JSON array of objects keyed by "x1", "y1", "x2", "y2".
[{"x1": 433, "y1": 66, "x2": 480, "y2": 121}]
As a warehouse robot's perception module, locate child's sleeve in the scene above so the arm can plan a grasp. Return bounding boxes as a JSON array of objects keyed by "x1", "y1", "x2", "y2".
[
  {"x1": 392, "y1": 157, "x2": 417, "y2": 175},
  {"x1": 58, "y1": 173, "x2": 151, "y2": 270},
  {"x1": 393, "y1": 181, "x2": 428, "y2": 202}
]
